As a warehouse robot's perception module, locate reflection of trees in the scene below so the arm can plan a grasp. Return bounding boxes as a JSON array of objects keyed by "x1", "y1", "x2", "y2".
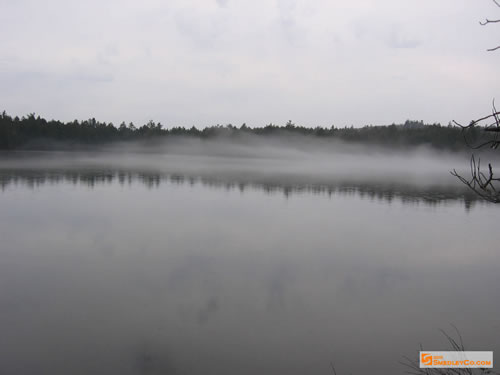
[
  {"x1": 0, "y1": 168, "x2": 481, "y2": 208},
  {"x1": 133, "y1": 343, "x2": 177, "y2": 375}
]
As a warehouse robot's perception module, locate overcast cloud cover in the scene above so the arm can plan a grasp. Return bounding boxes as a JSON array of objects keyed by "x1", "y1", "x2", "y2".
[{"x1": 1, "y1": 0, "x2": 499, "y2": 128}]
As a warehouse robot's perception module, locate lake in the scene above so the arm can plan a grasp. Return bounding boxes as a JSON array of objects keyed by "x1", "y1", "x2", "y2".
[{"x1": 0, "y1": 149, "x2": 499, "y2": 375}]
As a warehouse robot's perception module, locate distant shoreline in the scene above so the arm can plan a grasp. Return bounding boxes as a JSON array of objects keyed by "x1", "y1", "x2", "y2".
[{"x1": 0, "y1": 111, "x2": 488, "y2": 152}]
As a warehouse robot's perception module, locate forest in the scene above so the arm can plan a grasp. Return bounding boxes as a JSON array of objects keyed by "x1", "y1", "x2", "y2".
[{"x1": 0, "y1": 111, "x2": 483, "y2": 151}]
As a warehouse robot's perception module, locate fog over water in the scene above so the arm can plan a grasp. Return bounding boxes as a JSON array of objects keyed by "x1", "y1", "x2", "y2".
[
  {"x1": 0, "y1": 139, "x2": 499, "y2": 375},
  {"x1": 0, "y1": 135, "x2": 488, "y2": 192}
]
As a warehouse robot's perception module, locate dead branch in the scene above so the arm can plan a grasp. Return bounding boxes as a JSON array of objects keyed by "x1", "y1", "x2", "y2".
[
  {"x1": 481, "y1": 0, "x2": 500, "y2": 50},
  {"x1": 480, "y1": 18, "x2": 500, "y2": 25},
  {"x1": 451, "y1": 156, "x2": 500, "y2": 203},
  {"x1": 451, "y1": 100, "x2": 500, "y2": 203},
  {"x1": 452, "y1": 101, "x2": 500, "y2": 150}
]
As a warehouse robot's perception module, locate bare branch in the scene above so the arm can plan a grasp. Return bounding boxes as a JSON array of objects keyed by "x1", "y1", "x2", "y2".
[
  {"x1": 481, "y1": 1, "x2": 500, "y2": 50},
  {"x1": 451, "y1": 156, "x2": 500, "y2": 203},
  {"x1": 451, "y1": 99, "x2": 500, "y2": 203},
  {"x1": 454, "y1": 112, "x2": 500, "y2": 129},
  {"x1": 480, "y1": 18, "x2": 500, "y2": 25},
  {"x1": 453, "y1": 101, "x2": 500, "y2": 152}
]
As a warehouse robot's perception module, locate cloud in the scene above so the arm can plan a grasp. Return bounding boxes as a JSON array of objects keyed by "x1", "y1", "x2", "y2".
[
  {"x1": 386, "y1": 29, "x2": 421, "y2": 49},
  {"x1": 215, "y1": 0, "x2": 229, "y2": 8},
  {"x1": 0, "y1": 0, "x2": 499, "y2": 128}
]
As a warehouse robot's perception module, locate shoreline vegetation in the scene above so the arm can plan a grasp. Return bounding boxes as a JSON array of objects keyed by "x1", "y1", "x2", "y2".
[{"x1": 0, "y1": 111, "x2": 484, "y2": 151}]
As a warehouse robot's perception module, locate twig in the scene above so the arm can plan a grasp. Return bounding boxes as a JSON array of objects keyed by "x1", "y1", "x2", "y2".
[{"x1": 480, "y1": 18, "x2": 500, "y2": 25}]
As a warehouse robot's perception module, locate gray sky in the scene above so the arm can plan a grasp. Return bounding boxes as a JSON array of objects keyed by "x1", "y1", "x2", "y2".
[{"x1": 1, "y1": 0, "x2": 499, "y2": 128}]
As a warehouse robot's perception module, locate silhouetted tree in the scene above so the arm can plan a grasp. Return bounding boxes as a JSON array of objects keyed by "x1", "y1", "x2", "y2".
[{"x1": 0, "y1": 110, "x2": 477, "y2": 151}]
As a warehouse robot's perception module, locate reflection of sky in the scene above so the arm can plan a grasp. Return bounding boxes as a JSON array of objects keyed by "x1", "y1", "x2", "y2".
[{"x1": 0, "y1": 169, "x2": 499, "y2": 374}]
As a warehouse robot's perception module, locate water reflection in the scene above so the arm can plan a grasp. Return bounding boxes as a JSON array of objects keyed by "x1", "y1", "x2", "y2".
[
  {"x1": 0, "y1": 162, "x2": 498, "y2": 375},
  {"x1": 0, "y1": 168, "x2": 482, "y2": 208},
  {"x1": 0, "y1": 152, "x2": 497, "y2": 375}
]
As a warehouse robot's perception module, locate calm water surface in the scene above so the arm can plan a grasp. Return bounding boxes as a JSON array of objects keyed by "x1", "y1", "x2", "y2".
[{"x1": 0, "y1": 152, "x2": 499, "y2": 375}]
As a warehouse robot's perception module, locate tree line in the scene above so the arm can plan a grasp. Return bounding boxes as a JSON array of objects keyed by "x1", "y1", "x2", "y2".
[{"x1": 0, "y1": 111, "x2": 483, "y2": 151}]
